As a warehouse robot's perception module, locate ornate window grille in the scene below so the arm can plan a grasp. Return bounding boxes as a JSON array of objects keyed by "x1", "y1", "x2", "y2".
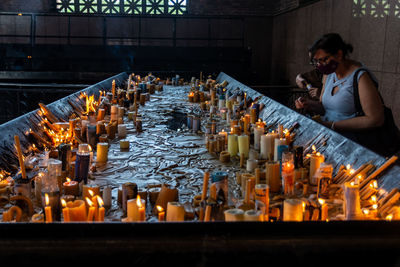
[
  {"x1": 353, "y1": 0, "x2": 399, "y2": 18},
  {"x1": 56, "y1": 0, "x2": 187, "y2": 15}
]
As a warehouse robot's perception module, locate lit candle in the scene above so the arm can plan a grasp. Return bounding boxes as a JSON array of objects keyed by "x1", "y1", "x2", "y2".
[
  {"x1": 61, "y1": 199, "x2": 70, "y2": 222},
  {"x1": 137, "y1": 195, "x2": 146, "y2": 222},
  {"x1": 127, "y1": 196, "x2": 146, "y2": 222},
  {"x1": 86, "y1": 197, "x2": 95, "y2": 222},
  {"x1": 88, "y1": 189, "x2": 99, "y2": 221},
  {"x1": 228, "y1": 134, "x2": 238, "y2": 156},
  {"x1": 318, "y1": 198, "x2": 328, "y2": 221},
  {"x1": 282, "y1": 151, "x2": 295, "y2": 196},
  {"x1": 97, "y1": 196, "x2": 105, "y2": 222},
  {"x1": 111, "y1": 79, "x2": 116, "y2": 100},
  {"x1": 260, "y1": 132, "x2": 278, "y2": 160},
  {"x1": 309, "y1": 149, "x2": 325, "y2": 185},
  {"x1": 63, "y1": 177, "x2": 79, "y2": 196},
  {"x1": 157, "y1": 205, "x2": 165, "y2": 221},
  {"x1": 238, "y1": 134, "x2": 250, "y2": 158},
  {"x1": 45, "y1": 193, "x2": 52, "y2": 223},
  {"x1": 343, "y1": 182, "x2": 362, "y2": 220},
  {"x1": 218, "y1": 129, "x2": 228, "y2": 145},
  {"x1": 253, "y1": 125, "x2": 264, "y2": 151},
  {"x1": 243, "y1": 114, "x2": 250, "y2": 134}
]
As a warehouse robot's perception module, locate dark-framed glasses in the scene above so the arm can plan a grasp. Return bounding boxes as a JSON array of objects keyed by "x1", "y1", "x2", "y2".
[{"x1": 309, "y1": 55, "x2": 332, "y2": 66}]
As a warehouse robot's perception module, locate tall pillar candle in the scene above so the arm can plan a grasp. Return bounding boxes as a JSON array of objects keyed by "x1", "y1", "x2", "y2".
[
  {"x1": 110, "y1": 105, "x2": 118, "y2": 122},
  {"x1": 228, "y1": 134, "x2": 238, "y2": 157},
  {"x1": 344, "y1": 182, "x2": 362, "y2": 220},
  {"x1": 260, "y1": 132, "x2": 278, "y2": 160},
  {"x1": 309, "y1": 152, "x2": 325, "y2": 185},
  {"x1": 266, "y1": 161, "x2": 280, "y2": 193},
  {"x1": 274, "y1": 138, "x2": 287, "y2": 161},
  {"x1": 97, "y1": 109, "x2": 105, "y2": 121},
  {"x1": 253, "y1": 126, "x2": 264, "y2": 151},
  {"x1": 283, "y1": 199, "x2": 303, "y2": 221},
  {"x1": 255, "y1": 184, "x2": 269, "y2": 220},
  {"x1": 238, "y1": 135, "x2": 250, "y2": 159}
]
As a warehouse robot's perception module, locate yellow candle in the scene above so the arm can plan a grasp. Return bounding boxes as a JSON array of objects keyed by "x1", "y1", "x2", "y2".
[
  {"x1": 137, "y1": 195, "x2": 146, "y2": 222},
  {"x1": 67, "y1": 200, "x2": 87, "y2": 221},
  {"x1": 44, "y1": 193, "x2": 52, "y2": 223},
  {"x1": 238, "y1": 134, "x2": 250, "y2": 158},
  {"x1": 218, "y1": 130, "x2": 228, "y2": 145},
  {"x1": 61, "y1": 199, "x2": 70, "y2": 222},
  {"x1": 253, "y1": 126, "x2": 264, "y2": 151},
  {"x1": 157, "y1": 205, "x2": 165, "y2": 221},
  {"x1": 228, "y1": 134, "x2": 238, "y2": 156},
  {"x1": 283, "y1": 199, "x2": 303, "y2": 221},
  {"x1": 97, "y1": 196, "x2": 105, "y2": 222},
  {"x1": 96, "y1": 142, "x2": 108, "y2": 163},
  {"x1": 86, "y1": 197, "x2": 95, "y2": 222},
  {"x1": 127, "y1": 196, "x2": 146, "y2": 222},
  {"x1": 112, "y1": 79, "x2": 116, "y2": 100},
  {"x1": 266, "y1": 161, "x2": 281, "y2": 193},
  {"x1": 166, "y1": 202, "x2": 185, "y2": 222},
  {"x1": 318, "y1": 199, "x2": 328, "y2": 221}
]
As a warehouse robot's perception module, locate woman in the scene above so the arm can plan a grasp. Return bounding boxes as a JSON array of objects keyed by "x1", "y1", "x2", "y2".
[{"x1": 295, "y1": 33, "x2": 384, "y2": 140}]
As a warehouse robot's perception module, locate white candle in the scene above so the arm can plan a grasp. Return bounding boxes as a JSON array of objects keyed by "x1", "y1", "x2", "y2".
[
  {"x1": 274, "y1": 138, "x2": 287, "y2": 161},
  {"x1": 96, "y1": 142, "x2": 108, "y2": 163},
  {"x1": 118, "y1": 124, "x2": 127, "y2": 139},
  {"x1": 246, "y1": 159, "x2": 258, "y2": 172},
  {"x1": 344, "y1": 182, "x2": 361, "y2": 220},
  {"x1": 166, "y1": 202, "x2": 185, "y2": 222},
  {"x1": 224, "y1": 208, "x2": 244, "y2": 222},
  {"x1": 228, "y1": 134, "x2": 238, "y2": 156},
  {"x1": 238, "y1": 135, "x2": 250, "y2": 158},
  {"x1": 283, "y1": 199, "x2": 303, "y2": 221},
  {"x1": 309, "y1": 152, "x2": 325, "y2": 185},
  {"x1": 260, "y1": 132, "x2": 278, "y2": 160},
  {"x1": 244, "y1": 210, "x2": 264, "y2": 221},
  {"x1": 110, "y1": 105, "x2": 118, "y2": 122},
  {"x1": 253, "y1": 126, "x2": 264, "y2": 151}
]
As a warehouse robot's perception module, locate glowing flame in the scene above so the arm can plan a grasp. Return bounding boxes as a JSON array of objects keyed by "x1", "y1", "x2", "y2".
[
  {"x1": 318, "y1": 199, "x2": 325, "y2": 205},
  {"x1": 136, "y1": 195, "x2": 142, "y2": 208},
  {"x1": 350, "y1": 182, "x2": 355, "y2": 186},
  {"x1": 363, "y1": 209, "x2": 370, "y2": 215},
  {"x1": 156, "y1": 205, "x2": 164, "y2": 212},
  {"x1": 371, "y1": 195, "x2": 377, "y2": 203},
  {"x1": 372, "y1": 204, "x2": 378, "y2": 210},
  {"x1": 373, "y1": 180, "x2": 378, "y2": 189},
  {"x1": 302, "y1": 202, "x2": 306, "y2": 212},
  {"x1": 97, "y1": 196, "x2": 104, "y2": 208},
  {"x1": 45, "y1": 193, "x2": 49, "y2": 206},
  {"x1": 346, "y1": 164, "x2": 351, "y2": 170},
  {"x1": 312, "y1": 145, "x2": 316, "y2": 152},
  {"x1": 66, "y1": 177, "x2": 71, "y2": 183},
  {"x1": 61, "y1": 199, "x2": 67, "y2": 208},
  {"x1": 386, "y1": 214, "x2": 393, "y2": 221},
  {"x1": 349, "y1": 169, "x2": 355, "y2": 175},
  {"x1": 88, "y1": 189, "x2": 94, "y2": 197},
  {"x1": 86, "y1": 197, "x2": 93, "y2": 207},
  {"x1": 316, "y1": 152, "x2": 321, "y2": 157}
]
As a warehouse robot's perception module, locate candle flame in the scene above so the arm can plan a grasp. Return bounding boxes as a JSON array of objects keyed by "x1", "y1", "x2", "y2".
[
  {"x1": 45, "y1": 193, "x2": 49, "y2": 206},
  {"x1": 350, "y1": 182, "x2": 355, "y2": 186},
  {"x1": 346, "y1": 164, "x2": 351, "y2": 170},
  {"x1": 302, "y1": 202, "x2": 306, "y2": 212},
  {"x1": 386, "y1": 214, "x2": 393, "y2": 221},
  {"x1": 97, "y1": 196, "x2": 104, "y2": 207},
  {"x1": 312, "y1": 145, "x2": 316, "y2": 152},
  {"x1": 88, "y1": 189, "x2": 94, "y2": 197},
  {"x1": 318, "y1": 198, "x2": 325, "y2": 205},
  {"x1": 86, "y1": 197, "x2": 93, "y2": 207},
  {"x1": 316, "y1": 152, "x2": 321, "y2": 156},
  {"x1": 373, "y1": 180, "x2": 378, "y2": 188},
  {"x1": 136, "y1": 195, "x2": 142, "y2": 208},
  {"x1": 349, "y1": 169, "x2": 355, "y2": 175},
  {"x1": 66, "y1": 177, "x2": 71, "y2": 183},
  {"x1": 156, "y1": 205, "x2": 164, "y2": 212},
  {"x1": 61, "y1": 199, "x2": 67, "y2": 208},
  {"x1": 371, "y1": 195, "x2": 377, "y2": 203},
  {"x1": 372, "y1": 204, "x2": 378, "y2": 210},
  {"x1": 363, "y1": 209, "x2": 370, "y2": 215}
]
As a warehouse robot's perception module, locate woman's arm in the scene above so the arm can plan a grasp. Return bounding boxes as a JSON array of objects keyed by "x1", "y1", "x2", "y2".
[{"x1": 324, "y1": 73, "x2": 384, "y2": 131}]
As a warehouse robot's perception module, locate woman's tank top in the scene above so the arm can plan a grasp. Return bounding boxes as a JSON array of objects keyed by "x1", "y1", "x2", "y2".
[{"x1": 322, "y1": 67, "x2": 370, "y2": 122}]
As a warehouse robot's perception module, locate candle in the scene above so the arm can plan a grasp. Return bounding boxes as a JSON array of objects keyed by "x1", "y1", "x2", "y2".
[
  {"x1": 97, "y1": 108, "x2": 105, "y2": 121},
  {"x1": 273, "y1": 138, "x2": 287, "y2": 161},
  {"x1": 244, "y1": 209, "x2": 264, "y2": 221},
  {"x1": 67, "y1": 199, "x2": 87, "y2": 221},
  {"x1": 246, "y1": 159, "x2": 258, "y2": 172},
  {"x1": 120, "y1": 140, "x2": 130, "y2": 150},
  {"x1": 224, "y1": 208, "x2": 244, "y2": 222},
  {"x1": 283, "y1": 199, "x2": 303, "y2": 221},
  {"x1": 250, "y1": 108, "x2": 257, "y2": 124},
  {"x1": 97, "y1": 196, "x2": 105, "y2": 222},
  {"x1": 243, "y1": 114, "x2": 250, "y2": 134},
  {"x1": 96, "y1": 142, "x2": 108, "y2": 163},
  {"x1": 255, "y1": 184, "x2": 269, "y2": 221},
  {"x1": 14, "y1": 135, "x2": 26, "y2": 179},
  {"x1": 204, "y1": 205, "x2": 212, "y2": 222},
  {"x1": 86, "y1": 197, "x2": 95, "y2": 222},
  {"x1": 318, "y1": 198, "x2": 328, "y2": 221},
  {"x1": 127, "y1": 196, "x2": 146, "y2": 222},
  {"x1": 83, "y1": 185, "x2": 100, "y2": 201},
  {"x1": 238, "y1": 135, "x2": 250, "y2": 158},
  {"x1": 75, "y1": 144, "x2": 91, "y2": 184},
  {"x1": 282, "y1": 151, "x2": 295, "y2": 196},
  {"x1": 118, "y1": 124, "x2": 127, "y2": 139},
  {"x1": 103, "y1": 186, "x2": 112, "y2": 208},
  {"x1": 278, "y1": 124, "x2": 284, "y2": 138},
  {"x1": 61, "y1": 199, "x2": 70, "y2": 222},
  {"x1": 309, "y1": 151, "x2": 325, "y2": 185},
  {"x1": 110, "y1": 105, "x2": 118, "y2": 122},
  {"x1": 228, "y1": 134, "x2": 238, "y2": 156},
  {"x1": 218, "y1": 130, "x2": 228, "y2": 145},
  {"x1": 344, "y1": 182, "x2": 362, "y2": 220},
  {"x1": 63, "y1": 178, "x2": 79, "y2": 196},
  {"x1": 253, "y1": 126, "x2": 264, "y2": 151},
  {"x1": 166, "y1": 202, "x2": 185, "y2": 222},
  {"x1": 137, "y1": 195, "x2": 146, "y2": 222},
  {"x1": 44, "y1": 193, "x2": 52, "y2": 223},
  {"x1": 118, "y1": 107, "x2": 125, "y2": 118},
  {"x1": 157, "y1": 205, "x2": 165, "y2": 221},
  {"x1": 112, "y1": 79, "x2": 116, "y2": 100},
  {"x1": 260, "y1": 132, "x2": 278, "y2": 160},
  {"x1": 266, "y1": 161, "x2": 280, "y2": 193}
]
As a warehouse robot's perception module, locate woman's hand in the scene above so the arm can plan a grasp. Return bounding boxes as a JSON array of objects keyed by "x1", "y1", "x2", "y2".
[
  {"x1": 308, "y1": 87, "x2": 320, "y2": 99},
  {"x1": 295, "y1": 97, "x2": 307, "y2": 109},
  {"x1": 296, "y1": 74, "x2": 306, "y2": 89}
]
